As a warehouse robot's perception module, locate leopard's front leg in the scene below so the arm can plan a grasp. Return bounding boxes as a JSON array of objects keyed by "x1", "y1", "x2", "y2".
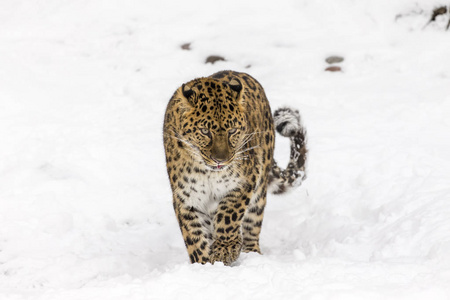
[
  {"x1": 211, "y1": 188, "x2": 251, "y2": 265},
  {"x1": 173, "y1": 200, "x2": 213, "y2": 264}
]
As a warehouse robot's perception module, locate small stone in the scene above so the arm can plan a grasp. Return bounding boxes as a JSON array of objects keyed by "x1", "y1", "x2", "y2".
[
  {"x1": 181, "y1": 43, "x2": 191, "y2": 50},
  {"x1": 431, "y1": 6, "x2": 447, "y2": 22},
  {"x1": 325, "y1": 66, "x2": 342, "y2": 72},
  {"x1": 325, "y1": 56, "x2": 344, "y2": 64},
  {"x1": 205, "y1": 55, "x2": 226, "y2": 64}
]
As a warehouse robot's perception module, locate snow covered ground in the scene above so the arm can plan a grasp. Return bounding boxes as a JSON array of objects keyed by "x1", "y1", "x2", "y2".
[{"x1": 1, "y1": 0, "x2": 450, "y2": 299}]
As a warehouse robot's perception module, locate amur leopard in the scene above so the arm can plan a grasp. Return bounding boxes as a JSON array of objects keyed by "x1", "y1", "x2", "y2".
[{"x1": 163, "y1": 70, "x2": 307, "y2": 265}]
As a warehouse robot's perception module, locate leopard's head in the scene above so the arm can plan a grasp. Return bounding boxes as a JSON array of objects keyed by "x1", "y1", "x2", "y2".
[{"x1": 176, "y1": 78, "x2": 248, "y2": 170}]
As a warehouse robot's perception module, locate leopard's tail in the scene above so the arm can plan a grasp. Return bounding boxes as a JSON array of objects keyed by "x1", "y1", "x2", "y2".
[{"x1": 268, "y1": 107, "x2": 308, "y2": 195}]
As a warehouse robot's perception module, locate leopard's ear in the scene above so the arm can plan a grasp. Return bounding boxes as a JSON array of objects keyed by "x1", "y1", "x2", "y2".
[
  {"x1": 229, "y1": 78, "x2": 245, "y2": 108},
  {"x1": 182, "y1": 83, "x2": 194, "y2": 99},
  {"x1": 180, "y1": 81, "x2": 197, "y2": 106},
  {"x1": 228, "y1": 78, "x2": 242, "y2": 93}
]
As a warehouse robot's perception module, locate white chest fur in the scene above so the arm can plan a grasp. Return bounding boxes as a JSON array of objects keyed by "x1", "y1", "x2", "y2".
[{"x1": 184, "y1": 169, "x2": 240, "y2": 217}]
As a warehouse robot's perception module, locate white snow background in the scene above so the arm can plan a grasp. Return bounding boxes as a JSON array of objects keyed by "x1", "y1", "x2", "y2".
[{"x1": 1, "y1": 0, "x2": 450, "y2": 299}]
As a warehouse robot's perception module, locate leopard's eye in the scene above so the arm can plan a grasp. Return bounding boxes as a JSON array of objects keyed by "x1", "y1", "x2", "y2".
[
  {"x1": 228, "y1": 128, "x2": 237, "y2": 135},
  {"x1": 200, "y1": 128, "x2": 210, "y2": 136}
]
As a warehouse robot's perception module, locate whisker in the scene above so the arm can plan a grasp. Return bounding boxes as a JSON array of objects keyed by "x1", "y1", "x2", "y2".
[
  {"x1": 234, "y1": 130, "x2": 266, "y2": 153},
  {"x1": 166, "y1": 130, "x2": 202, "y2": 160},
  {"x1": 183, "y1": 147, "x2": 202, "y2": 159},
  {"x1": 242, "y1": 130, "x2": 265, "y2": 136},
  {"x1": 235, "y1": 134, "x2": 257, "y2": 152},
  {"x1": 235, "y1": 145, "x2": 260, "y2": 156}
]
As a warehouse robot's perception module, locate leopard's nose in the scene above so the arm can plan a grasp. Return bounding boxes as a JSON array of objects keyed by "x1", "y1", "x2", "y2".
[{"x1": 210, "y1": 133, "x2": 230, "y2": 163}]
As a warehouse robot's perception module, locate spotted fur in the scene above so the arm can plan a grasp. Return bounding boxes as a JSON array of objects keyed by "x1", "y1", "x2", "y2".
[{"x1": 163, "y1": 71, "x2": 307, "y2": 265}]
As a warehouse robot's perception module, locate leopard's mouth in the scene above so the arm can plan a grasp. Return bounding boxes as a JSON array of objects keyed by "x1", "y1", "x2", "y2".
[
  {"x1": 199, "y1": 153, "x2": 233, "y2": 171},
  {"x1": 204, "y1": 160, "x2": 230, "y2": 171},
  {"x1": 209, "y1": 164, "x2": 227, "y2": 171}
]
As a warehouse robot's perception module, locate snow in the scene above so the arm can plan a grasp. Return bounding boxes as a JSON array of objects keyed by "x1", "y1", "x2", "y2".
[{"x1": 1, "y1": 0, "x2": 450, "y2": 299}]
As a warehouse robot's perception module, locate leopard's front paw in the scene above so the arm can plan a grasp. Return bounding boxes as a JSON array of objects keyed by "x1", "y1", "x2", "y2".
[{"x1": 211, "y1": 238, "x2": 242, "y2": 266}]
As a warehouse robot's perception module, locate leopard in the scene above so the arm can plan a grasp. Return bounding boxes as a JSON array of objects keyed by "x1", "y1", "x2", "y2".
[{"x1": 163, "y1": 70, "x2": 307, "y2": 265}]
